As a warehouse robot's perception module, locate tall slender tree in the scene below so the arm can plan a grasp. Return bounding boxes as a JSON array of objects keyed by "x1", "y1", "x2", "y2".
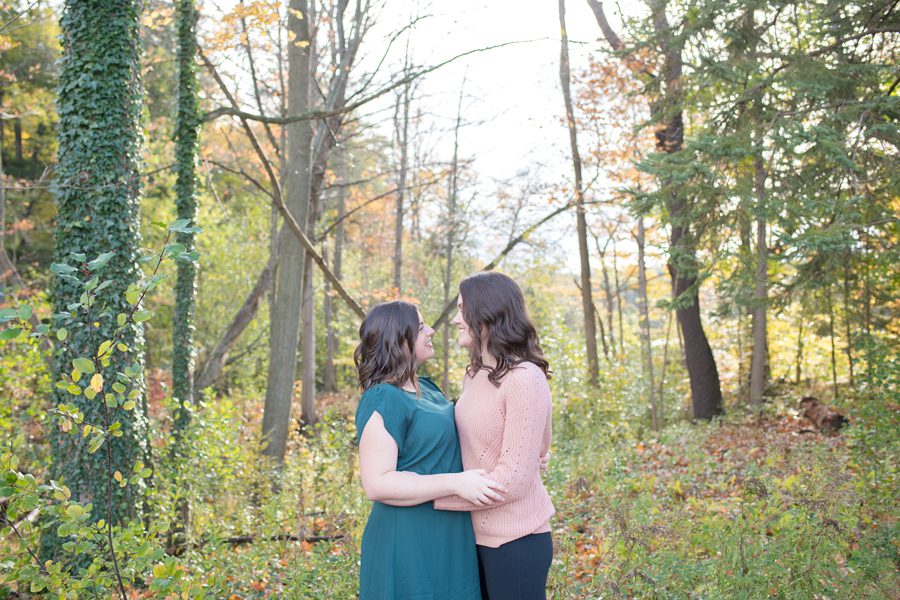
[
  {"x1": 172, "y1": 0, "x2": 200, "y2": 429},
  {"x1": 261, "y1": 0, "x2": 312, "y2": 461},
  {"x1": 560, "y1": 0, "x2": 600, "y2": 386},
  {"x1": 392, "y1": 74, "x2": 412, "y2": 294},
  {"x1": 636, "y1": 215, "x2": 658, "y2": 428},
  {"x1": 748, "y1": 151, "x2": 767, "y2": 406},
  {"x1": 441, "y1": 82, "x2": 464, "y2": 394}
]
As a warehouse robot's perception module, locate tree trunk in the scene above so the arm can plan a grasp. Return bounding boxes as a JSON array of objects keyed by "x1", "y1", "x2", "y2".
[
  {"x1": 658, "y1": 309, "x2": 672, "y2": 405},
  {"x1": 636, "y1": 216, "x2": 658, "y2": 429},
  {"x1": 596, "y1": 303, "x2": 610, "y2": 362},
  {"x1": 863, "y1": 226, "x2": 871, "y2": 384},
  {"x1": 794, "y1": 308, "x2": 804, "y2": 385},
  {"x1": 13, "y1": 120, "x2": 23, "y2": 162},
  {"x1": 600, "y1": 251, "x2": 616, "y2": 356},
  {"x1": 0, "y1": 132, "x2": 5, "y2": 302},
  {"x1": 49, "y1": 0, "x2": 148, "y2": 537},
  {"x1": 323, "y1": 155, "x2": 346, "y2": 393},
  {"x1": 749, "y1": 154, "x2": 768, "y2": 407},
  {"x1": 611, "y1": 236, "x2": 624, "y2": 356},
  {"x1": 442, "y1": 83, "x2": 463, "y2": 394},
  {"x1": 300, "y1": 251, "x2": 317, "y2": 425},
  {"x1": 262, "y1": 0, "x2": 313, "y2": 462},
  {"x1": 169, "y1": 0, "x2": 201, "y2": 550},
  {"x1": 172, "y1": 0, "x2": 200, "y2": 423},
  {"x1": 827, "y1": 287, "x2": 838, "y2": 400},
  {"x1": 393, "y1": 79, "x2": 411, "y2": 294},
  {"x1": 842, "y1": 258, "x2": 855, "y2": 387},
  {"x1": 559, "y1": 0, "x2": 599, "y2": 386}
]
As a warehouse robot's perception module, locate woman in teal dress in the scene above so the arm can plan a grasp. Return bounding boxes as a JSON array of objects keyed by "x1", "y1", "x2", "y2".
[{"x1": 354, "y1": 301, "x2": 506, "y2": 599}]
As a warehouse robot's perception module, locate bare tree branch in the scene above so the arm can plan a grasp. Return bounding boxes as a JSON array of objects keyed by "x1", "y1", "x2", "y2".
[
  {"x1": 203, "y1": 38, "x2": 547, "y2": 125},
  {"x1": 200, "y1": 51, "x2": 365, "y2": 318}
]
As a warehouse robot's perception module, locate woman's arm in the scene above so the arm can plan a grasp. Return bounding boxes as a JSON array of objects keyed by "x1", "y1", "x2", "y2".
[
  {"x1": 359, "y1": 411, "x2": 506, "y2": 507},
  {"x1": 435, "y1": 368, "x2": 550, "y2": 512}
]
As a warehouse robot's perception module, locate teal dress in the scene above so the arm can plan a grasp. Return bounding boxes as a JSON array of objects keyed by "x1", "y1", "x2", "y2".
[{"x1": 356, "y1": 376, "x2": 481, "y2": 600}]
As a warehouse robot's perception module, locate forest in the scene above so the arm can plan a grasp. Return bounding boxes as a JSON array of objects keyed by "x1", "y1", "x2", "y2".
[{"x1": 0, "y1": 0, "x2": 897, "y2": 597}]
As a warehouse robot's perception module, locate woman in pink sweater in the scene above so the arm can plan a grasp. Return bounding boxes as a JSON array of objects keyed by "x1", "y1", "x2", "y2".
[{"x1": 434, "y1": 272, "x2": 554, "y2": 600}]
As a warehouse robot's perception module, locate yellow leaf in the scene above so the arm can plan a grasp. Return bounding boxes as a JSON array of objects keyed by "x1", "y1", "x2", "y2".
[
  {"x1": 114, "y1": 470, "x2": 123, "y2": 482},
  {"x1": 90, "y1": 373, "x2": 103, "y2": 393},
  {"x1": 294, "y1": 39, "x2": 310, "y2": 48}
]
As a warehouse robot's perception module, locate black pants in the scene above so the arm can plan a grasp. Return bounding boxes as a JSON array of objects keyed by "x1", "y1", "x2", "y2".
[{"x1": 477, "y1": 532, "x2": 553, "y2": 600}]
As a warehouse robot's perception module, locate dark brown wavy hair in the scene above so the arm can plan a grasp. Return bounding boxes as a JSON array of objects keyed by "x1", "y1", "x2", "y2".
[
  {"x1": 354, "y1": 301, "x2": 421, "y2": 394},
  {"x1": 458, "y1": 271, "x2": 551, "y2": 386}
]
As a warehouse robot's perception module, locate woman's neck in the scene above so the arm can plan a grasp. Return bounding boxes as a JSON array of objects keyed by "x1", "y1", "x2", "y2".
[
  {"x1": 480, "y1": 340, "x2": 497, "y2": 368},
  {"x1": 399, "y1": 377, "x2": 417, "y2": 392}
]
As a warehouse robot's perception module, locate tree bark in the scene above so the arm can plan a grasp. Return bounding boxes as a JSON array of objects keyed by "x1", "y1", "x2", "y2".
[
  {"x1": 636, "y1": 216, "x2": 658, "y2": 429},
  {"x1": 441, "y1": 83, "x2": 463, "y2": 394},
  {"x1": 842, "y1": 257, "x2": 855, "y2": 387},
  {"x1": 794, "y1": 307, "x2": 804, "y2": 385},
  {"x1": 0, "y1": 132, "x2": 6, "y2": 302},
  {"x1": 596, "y1": 237, "x2": 617, "y2": 357},
  {"x1": 262, "y1": 0, "x2": 313, "y2": 462},
  {"x1": 749, "y1": 154, "x2": 768, "y2": 407},
  {"x1": 13, "y1": 120, "x2": 22, "y2": 162},
  {"x1": 300, "y1": 250, "x2": 317, "y2": 425},
  {"x1": 611, "y1": 235, "x2": 624, "y2": 356},
  {"x1": 827, "y1": 287, "x2": 838, "y2": 400},
  {"x1": 172, "y1": 0, "x2": 200, "y2": 422},
  {"x1": 49, "y1": 0, "x2": 148, "y2": 538},
  {"x1": 658, "y1": 309, "x2": 672, "y2": 403},
  {"x1": 393, "y1": 78, "x2": 411, "y2": 294},
  {"x1": 560, "y1": 0, "x2": 599, "y2": 386},
  {"x1": 323, "y1": 155, "x2": 346, "y2": 393}
]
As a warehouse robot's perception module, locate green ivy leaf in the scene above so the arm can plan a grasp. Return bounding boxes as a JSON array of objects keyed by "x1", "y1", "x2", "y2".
[{"x1": 51, "y1": 262, "x2": 78, "y2": 275}]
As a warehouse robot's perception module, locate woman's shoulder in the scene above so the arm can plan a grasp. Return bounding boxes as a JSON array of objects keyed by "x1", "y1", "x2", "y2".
[
  {"x1": 359, "y1": 382, "x2": 411, "y2": 407},
  {"x1": 504, "y1": 361, "x2": 549, "y2": 387},
  {"x1": 417, "y1": 375, "x2": 445, "y2": 396}
]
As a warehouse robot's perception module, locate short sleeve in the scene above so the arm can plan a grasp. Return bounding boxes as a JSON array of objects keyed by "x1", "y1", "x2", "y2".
[{"x1": 355, "y1": 385, "x2": 410, "y2": 452}]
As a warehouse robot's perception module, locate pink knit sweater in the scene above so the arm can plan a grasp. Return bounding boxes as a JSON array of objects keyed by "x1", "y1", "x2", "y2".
[{"x1": 434, "y1": 361, "x2": 554, "y2": 548}]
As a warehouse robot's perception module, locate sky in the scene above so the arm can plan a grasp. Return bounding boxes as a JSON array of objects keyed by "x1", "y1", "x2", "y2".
[{"x1": 349, "y1": 0, "x2": 643, "y2": 270}]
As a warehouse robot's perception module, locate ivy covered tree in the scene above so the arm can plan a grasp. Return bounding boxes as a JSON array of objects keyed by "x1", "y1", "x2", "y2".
[
  {"x1": 172, "y1": 0, "x2": 200, "y2": 430},
  {"x1": 48, "y1": 0, "x2": 148, "y2": 539}
]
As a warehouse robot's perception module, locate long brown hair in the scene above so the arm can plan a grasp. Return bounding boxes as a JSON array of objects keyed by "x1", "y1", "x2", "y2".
[
  {"x1": 354, "y1": 301, "x2": 421, "y2": 394},
  {"x1": 458, "y1": 271, "x2": 551, "y2": 386}
]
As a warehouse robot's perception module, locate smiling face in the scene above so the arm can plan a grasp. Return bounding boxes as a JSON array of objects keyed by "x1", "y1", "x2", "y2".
[
  {"x1": 450, "y1": 296, "x2": 475, "y2": 349},
  {"x1": 413, "y1": 310, "x2": 436, "y2": 363}
]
